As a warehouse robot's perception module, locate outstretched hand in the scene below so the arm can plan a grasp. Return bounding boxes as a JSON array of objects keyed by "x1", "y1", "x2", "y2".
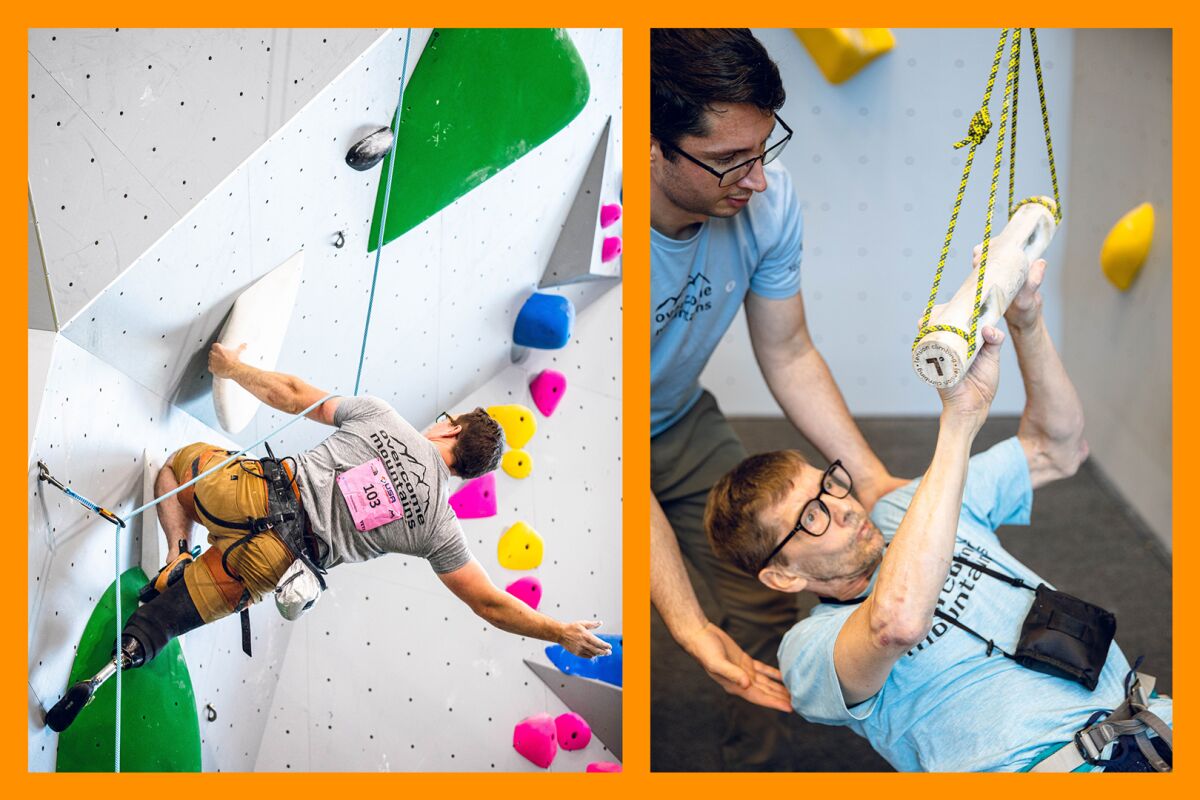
[
  {"x1": 208, "y1": 342, "x2": 247, "y2": 379},
  {"x1": 938, "y1": 325, "x2": 1004, "y2": 430},
  {"x1": 681, "y1": 622, "x2": 793, "y2": 712},
  {"x1": 560, "y1": 620, "x2": 613, "y2": 659}
]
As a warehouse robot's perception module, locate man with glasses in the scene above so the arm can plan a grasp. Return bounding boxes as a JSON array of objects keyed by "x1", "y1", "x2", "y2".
[
  {"x1": 650, "y1": 28, "x2": 903, "y2": 769},
  {"x1": 705, "y1": 261, "x2": 1172, "y2": 771},
  {"x1": 45, "y1": 341, "x2": 610, "y2": 732}
]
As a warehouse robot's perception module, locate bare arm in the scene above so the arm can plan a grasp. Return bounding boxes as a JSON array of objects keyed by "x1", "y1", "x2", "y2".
[
  {"x1": 437, "y1": 558, "x2": 611, "y2": 658},
  {"x1": 1005, "y1": 260, "x2": 1089, "y2": 488},
  {"x1": 745, "y1": 291, "x2": 906, "y2": 510},
  {"x1": 833, "y1": 326, "x2": 1004, "y2": 705},
  {"x1": 209, "y1": 342, "x2": 341, "y2": 425},
  {"x1": 650, "y1": 494, "x2": 792, "y2": 711}
]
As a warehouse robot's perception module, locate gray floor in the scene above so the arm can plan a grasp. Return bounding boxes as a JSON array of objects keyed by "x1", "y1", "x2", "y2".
[{"x1": 651, "y1": 416, "x2": 1172, "y2": 772}]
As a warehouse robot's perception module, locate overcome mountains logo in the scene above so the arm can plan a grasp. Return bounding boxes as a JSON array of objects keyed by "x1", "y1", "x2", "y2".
[{"x1": 654, "y1": 272, "x2": 713, "y2": 337}]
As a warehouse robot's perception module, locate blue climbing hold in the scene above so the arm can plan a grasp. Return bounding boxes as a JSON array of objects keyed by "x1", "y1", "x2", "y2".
[
  {"x1": 545, "y1": 634, "x2": 622, "y2": 687},
  {"x1": 514, "y1": 293, "x2": 575, "y2": 350}
]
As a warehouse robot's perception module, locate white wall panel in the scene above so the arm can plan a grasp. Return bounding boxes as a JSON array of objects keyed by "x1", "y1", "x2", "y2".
[
  {"x1": 702, "y1": 28, "x2": 1074, "y2": 416},
  {"x1": 29, "y1": 28, "x2": 389, "y2": 327}
]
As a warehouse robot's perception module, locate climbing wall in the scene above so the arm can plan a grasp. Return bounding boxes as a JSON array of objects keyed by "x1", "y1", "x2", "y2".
[
  {"x1": 701, "y1": 28, "x2": 1075, "y2": 416},
  {"x1": 255, "y1": 282, "x2": 622, "y2": 772},
  {"x1": 1060, "y1": 29, "x2": 1172, "y2": 547},
  {"x1": 27, "y1": 27, "x2": 622, "y2": 772}
]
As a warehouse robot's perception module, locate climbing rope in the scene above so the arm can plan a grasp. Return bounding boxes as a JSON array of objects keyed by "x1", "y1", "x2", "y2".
[
  {"x1": 913, "y1": 28, "x2": 1062, "y2": 360},
  {"x1": 355, "y1": 28, "x2": 414, "y2": 396}
]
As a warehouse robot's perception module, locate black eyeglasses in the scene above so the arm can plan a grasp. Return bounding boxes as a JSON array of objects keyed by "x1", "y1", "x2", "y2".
[
  {"x1": 758, "y1": 460, "x2": 853, "y2": 573},
  {"x1": 435, "y1": 411, "x2": 452, "y2": 424},
  {"x1": 664, "y1": 114, "x2": 793, "y2": 187}
]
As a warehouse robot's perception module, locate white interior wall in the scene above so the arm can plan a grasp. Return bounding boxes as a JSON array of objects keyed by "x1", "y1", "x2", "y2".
[
  {"x1": 255, "y1": 284, "x2": 622, "y2": 772},
  {"x1": 702, "y1": 28, "x2": 1075, "y2": 417},
  {"x1": 28, "y1": 28, "x2": 388, "y2": 328},
  {"x1": 1060, "y1": 30, "x2": 1171, "y2": 547},
  {"x1": 27, "y1": 27, "x2": 622, "y2": 772}
]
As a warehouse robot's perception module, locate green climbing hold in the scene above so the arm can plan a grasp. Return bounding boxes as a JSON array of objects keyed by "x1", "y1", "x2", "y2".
[
  {"x1": 55, "y1": 567, "x2": 201, "y2": 773},
  {"x1": 369, "y1": 28, "x2": 590, "y2": 249}
]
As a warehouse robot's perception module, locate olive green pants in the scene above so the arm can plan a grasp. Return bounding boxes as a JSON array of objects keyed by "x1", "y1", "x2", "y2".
[{"x1": 652, "y1": 391, "x2": 801, "y2": 771}]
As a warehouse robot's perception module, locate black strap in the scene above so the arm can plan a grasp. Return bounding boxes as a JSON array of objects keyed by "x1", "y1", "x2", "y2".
[
  {"x1": 240, "y1": 608, "x2": 252, "y2": 657},
  {"x1": 952, "y1": 554, "x2": 1034, "y2": 590},
  {"x1": 933, "y1": 608, "x2": 1017, "y2": 660}
]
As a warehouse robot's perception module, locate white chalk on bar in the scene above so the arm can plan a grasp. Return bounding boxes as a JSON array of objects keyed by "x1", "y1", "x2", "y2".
[{"x1": 912, "y1": 198, "x2": 1057, "y2": 388}]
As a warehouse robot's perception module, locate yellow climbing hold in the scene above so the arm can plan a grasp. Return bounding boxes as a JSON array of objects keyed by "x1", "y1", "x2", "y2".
[
  {"x1": 1101, "y1": 202, "x2": 1155, "y2": 291},
  {"x1": 498, "y1": 521, "x2": 544, "y2": 570},
  {"x1": 487, "y1": 404, "x2": 537, "y2": 449},
  {"x1": 502, "y1": 449, "x2": 533, "y2": 479},
  {"x1": 793, "y1": 29, "x2": 895, "y2": 85}
]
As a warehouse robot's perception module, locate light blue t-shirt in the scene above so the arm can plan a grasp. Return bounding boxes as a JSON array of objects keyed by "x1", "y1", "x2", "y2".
[
  {"x1": 650, "y1": 161, "x2": 803, "y2": 436},
  {"x1": 779, "y1": 437, "x2": 1172, "y2": 772}
]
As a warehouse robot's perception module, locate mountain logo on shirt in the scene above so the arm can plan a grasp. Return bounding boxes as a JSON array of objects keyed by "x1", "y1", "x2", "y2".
[
  {"x1": 369, "y1": 429, "x2": 432, "y2": 530},
  {"x1": 654, "y1": 272, "x2": 713, "y2": 337}
]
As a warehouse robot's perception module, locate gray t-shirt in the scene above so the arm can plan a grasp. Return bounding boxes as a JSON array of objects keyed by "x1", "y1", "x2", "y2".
[{"x1": 294, "y1": 395, "x2": 471, "y2": 574}]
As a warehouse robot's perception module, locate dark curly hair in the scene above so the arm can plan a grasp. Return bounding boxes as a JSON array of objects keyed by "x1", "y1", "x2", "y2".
[
  {"x1": 450, "y1": 408, "x2": 504, "y2": 479},
  {"x1": 652, "y1": 28, "x2": 786, "y2": 157}
]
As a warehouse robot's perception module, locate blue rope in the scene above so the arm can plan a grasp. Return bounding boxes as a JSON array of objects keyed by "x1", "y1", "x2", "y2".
[{"x1": 354, "y1": 28, "x2": 414, "y2": 396}]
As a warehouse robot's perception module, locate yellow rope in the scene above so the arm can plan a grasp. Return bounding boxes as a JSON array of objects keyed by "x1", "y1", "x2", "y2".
[{"x1": 913, "y1": 28, "x2": 1062, "y2": 359}]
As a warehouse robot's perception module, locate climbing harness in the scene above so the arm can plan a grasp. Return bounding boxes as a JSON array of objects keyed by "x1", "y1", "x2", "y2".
[
  {"x1": 190, "y1": 442, "x2": 328, "y2": 654},
  {"x1": 1032, "y1": 659, "x2": 1172, "y2": 772},
  {"x1": 913, "y1": 28, "x2": 1062, "y2": 361}
]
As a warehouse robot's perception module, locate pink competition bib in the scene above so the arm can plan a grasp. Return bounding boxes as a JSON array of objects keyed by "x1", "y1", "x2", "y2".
[{"x1": 336, "y1": 458, "x2": 404, "y2": 532}]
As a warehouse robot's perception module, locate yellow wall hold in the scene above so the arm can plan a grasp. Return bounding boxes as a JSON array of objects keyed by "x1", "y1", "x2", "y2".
[
  {"x1": 502, "y1": 449, "x2": 533, "y2": 479},
  {"x1": 487, "y1": 404, "x2": 537, "y2": 449},
  {"x1": 1101, "y1": 202, "x2": 1155, "y2": 291},
  {"x1": 498, "y1": 521, "x2": 544, "y2": 570},
  {"x1": 793, "y1": 29, "x2": 895, "y2": 85}
]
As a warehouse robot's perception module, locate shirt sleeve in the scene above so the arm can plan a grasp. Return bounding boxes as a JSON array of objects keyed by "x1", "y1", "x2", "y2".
[
  {"x1": 747, "y1": 162, "x2": 804, "y2": 300},
  {"x1": 332, "y1": 395, "x2": 392, "y2": 427},
  {"x1": 425, "y1": 513, "x2": 473, "y2": 574},
  {"x1": 779, "y1": 606, "x2": 882, "y2": 725},
  {"x1": 960, "y1": 437, "x2": 1034, "y2": 530}
]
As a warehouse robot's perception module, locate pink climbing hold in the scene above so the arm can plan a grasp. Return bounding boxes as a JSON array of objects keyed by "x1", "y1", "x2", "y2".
[
  {"x1": 600, "y1": 203, "x2": 622, "y2": 228},
  {"x1": 601, "y1": 236, "x2": 622, "y2": 263},
  {"x1": 586, "y1": 762, "x2": 621, "y2": 772},
  {"x1": 555, "y1": 712, "x2": 592, "y2": 751},
  {"x1": 513, "y1": 713, "x2": 557, "y2": 769},
  {"x1": 448, "y1": 472, "x2": 497, "y2": 519},
  {"x1": 505, "y1": 576, "x2": 543, "y2": 610},
  {"x1": 529, "y1": 369, "x2": 567, "y2": 418}
]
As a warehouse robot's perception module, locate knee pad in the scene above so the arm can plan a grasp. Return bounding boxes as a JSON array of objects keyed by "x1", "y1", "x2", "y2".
[{"x1": 122, "y1": 576, "x2": 204, "y2": 665}]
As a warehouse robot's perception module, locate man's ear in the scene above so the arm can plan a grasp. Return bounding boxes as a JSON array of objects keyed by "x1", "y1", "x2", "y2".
[
  {"x1": 651, "y1": 136, "x2": 661, "y2": 163},
  {"x1": 759, "y1": 565, "x2": 808, "y2": 594}
]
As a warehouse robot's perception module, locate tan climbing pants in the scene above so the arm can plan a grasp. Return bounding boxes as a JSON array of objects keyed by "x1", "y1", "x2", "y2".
[{"x1": 171, "y1": 443, "x2": 297, "y2": 624}]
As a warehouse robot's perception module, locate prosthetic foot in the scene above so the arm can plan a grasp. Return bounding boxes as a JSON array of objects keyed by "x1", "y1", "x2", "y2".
[
  {"x1": 47, "y1": 571, "x2": 204, "y2": 732},
  {"x1": 44, "y1": 637, "x2": 144, "y2": 732}
]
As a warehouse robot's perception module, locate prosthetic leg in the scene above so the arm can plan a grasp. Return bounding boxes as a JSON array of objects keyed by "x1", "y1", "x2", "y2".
[{"x1": 45, "y1": 553, "x2": 205, "y2": 733}]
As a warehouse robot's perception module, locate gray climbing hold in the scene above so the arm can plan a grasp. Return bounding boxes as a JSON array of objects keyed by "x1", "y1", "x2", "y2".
[{"x1": 346, "y1": 126, "x2": 395, "y2": 171}]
